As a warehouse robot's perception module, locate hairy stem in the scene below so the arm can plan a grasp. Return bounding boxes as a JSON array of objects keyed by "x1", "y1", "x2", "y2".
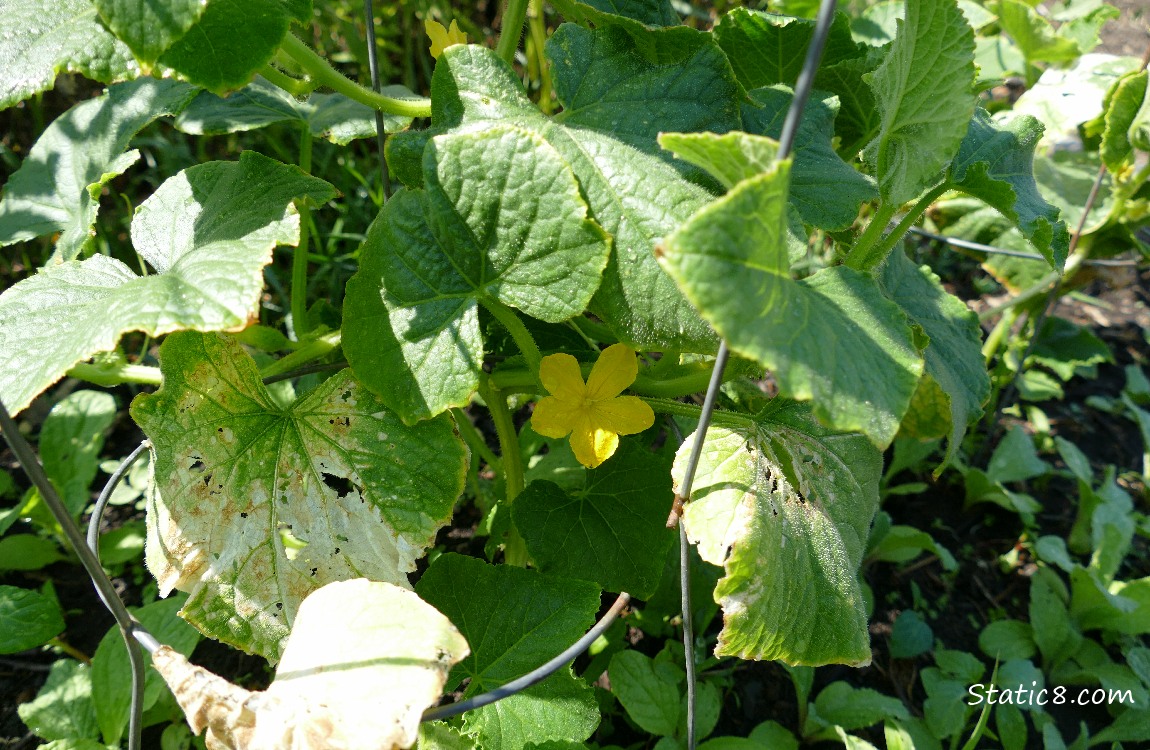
[
  {"x1": 496, "y1": 0, "x2": 530, "y2": 65},
  {"x1": 67, "y1": 361, "x2": 162, "y2": 387},
  {"x1": 481, "y1": 299, "x2": 542, "y2": 381},
  {"x1": 480, "y1": 380, "x2": 529, "y2": 566},
  {"x1": 279, "y1": 33, "x2": 432, "y2": 117},
  {"x1": 259, "y1": 64, "x2": 315, "y2": 96},
  {"x1": 845, "y1": 202, "x2": 897, "y2": 270}
]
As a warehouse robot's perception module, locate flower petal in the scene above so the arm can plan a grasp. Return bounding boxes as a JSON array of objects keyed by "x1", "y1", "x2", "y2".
[
  {"x1": 531, "y1": 396, "x2": 579, "y2": 439},
  {"x1": 586, "y1": 344, "x2": 638, "y2": 400},
  {"x1": 591, "y1": 396, "x2": 655, "y2": 436},
  {"x1": 569, "y1": 415, "x2": 620, "y2": 469},
  {"x1": 540, "y1": 353, "x2": 587, "y2": 398},
  {"x1": 425, "y1": 19, "x2": 450, "y2": 58}
]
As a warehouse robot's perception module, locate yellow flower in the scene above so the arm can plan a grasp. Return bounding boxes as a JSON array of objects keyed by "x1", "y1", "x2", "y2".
[
  {"x1": 425, "y1": 19, "x2": 468, "y2": 59},
  {"x1": 531, "y1": 344, "x2": 655, "y2": 469}
]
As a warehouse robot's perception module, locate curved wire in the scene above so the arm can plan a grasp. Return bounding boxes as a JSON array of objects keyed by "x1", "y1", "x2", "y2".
[{"x1": 421, "y1": 592, "x2": 632, "y2": 722}]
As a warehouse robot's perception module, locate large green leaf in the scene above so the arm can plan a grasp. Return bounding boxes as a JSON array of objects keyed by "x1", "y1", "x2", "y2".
[
  {"x1": 39, "y1": 390, "x2": 117, "y2": 516},
  {"x1": 569, "y1": 0, "x2": 680, "y2": 26},
  {"x1": 865, "y1": 0, "x2": 976, "y2": 204},
  {"x1": 387, "y1": 33, "x2": 739, "y2": 351},
  {"x1": 946, "y1": 108, "x2": 1070, "y2": 269},
  {"x1": 513, "y1": 440, "x2": 676, "y2": 599},
  {"x1": 712, "y1": 8, "x2": 863, "y2": 90},
  {"x1": 17, "y1": 660, "x2": 98, "y2": 741},
  {"x1": 157, "y1": 0, "x2": 290, "y2": 95},
  {"x1": 0, "y1": 0, "x2": 138, "y2": 111},
  {"x1": 416, "y1": 553, "x2": 602, "y2": 749},
  {"x1": 0, "y1": 151, "x2": 334, "y2": 416},
  {"x1": 879, "y1": 250, "x2": 989, "y2": 467},
  {"x1": 175, "y1": 76, "x2": 416, "y2": 143},
  {"x1": 344, "y1": 126, "x2": 609, "y2": 423},
  {"x1": 131, "y1": 332, "x2": 468, "y2": 659},
  {"x1": 153, "y1": 580, "x2": 469, "y2": 749},
  {"x1": 995, "y1": 0, "x2": 1079, "y2": 65},
  {"x1": 1099, "y1": 70, "x2": 1149, "y2": 173},
  {"x1": 608, "y1": 650, "x2": 680, "y2": 736},
  {"x1": 0, "y1": 77, "x2": 196, "y2": 260},
  {"x1": 671, "y1": 402, "x2": 882, "y2": 666},
  {"x1": 659, "y1": 146, "x2": 921, "y2": 447},
  {"x1": 740, "y1": 86, "x2": 878, "y2": 230},
  {"x1": 93, "y1": 0, "x2": 206, "y2": 66}
]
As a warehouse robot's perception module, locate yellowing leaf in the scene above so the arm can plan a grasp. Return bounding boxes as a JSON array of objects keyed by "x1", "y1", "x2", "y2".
[{"x1": 156, "y1": 580, "x2": 469, "y2": 750}]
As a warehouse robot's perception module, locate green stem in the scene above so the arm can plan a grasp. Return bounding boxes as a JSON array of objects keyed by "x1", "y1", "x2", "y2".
[
  {"x1": 981, "y1": 306, "x2": 1018, "y2": 366},
  {"x1": 260, "y1": 64, "x2": 315, "y2": 96},
  {"x1": 451, "y1": 407, "x2": 502, "y2": 471},
  {"x1": 481, "y1": 299, "x2": 542, "y2": 380},
  {"x1": 291, "y1": 126, "x2": 314, "y2": 338},
  {"x1": 480, "y1": 379, "x2": 529, "y2": 566},
  {"x1": 259, "y1": 330, "x2": 342, "y2": 380},
  {"x1": 527, "y1": 0, "x2": 553, "y2": 112},
  {"x1": 641, "y1": 396, "x2": 756, "y2": 431},
  {"x1": 845, "y1": 202, "x2": 897, "y2": 270},
  {"x1": 67, "y1": 361, "x2": 162, "y2": 387},
  {"x1": 496, "y1": 0, "x2": 530, "y2": 65},
  {"x1": 847, "y1": 184, "x2": 949, "y2": 272},
  {"x1": 279, "y1": 34, "x2": 432, "y2": 117}
]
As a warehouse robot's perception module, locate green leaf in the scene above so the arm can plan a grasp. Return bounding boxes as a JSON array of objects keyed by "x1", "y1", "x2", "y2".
[
  {"x1": 18, "y1": 660, "x2": 98, "y2": 741},
  {"x1": 712, "y1": 8, "x2": 864, "y2": 90},
  {"x1": 416, "y1": 553, "x2": 601, "y2": 691},
  {"x1": 0, "y1": 151, "x2": 334, "y2": 416},
  {"x1": 0, "y1": 0, "x2": 138, "y2": 111},
  {"x1": 513, "y1": 441, "x2": 676, "y2": 599},
  {"x1": 660, "y1": 155, "x2": 922, "y2": 447},
  {"x1": 739, "y1": 86, "x2": 879, "y2": 230},
  {"x1": 815, "y1": 49, "x2": 885, "y2": 154},
  {"x1": 420, "y1": 722, "x2": 478, "y2": 750},
  {"x1": 1032, "y1": 316, "x2": 1113, "y2": 381},
  {"x1": 1072, "y1": 569, "x2": 1150, "y2": 635},
  {"x1": 417, "y1": 554, "x2": 601, "y2": 750},
  {"x1": 462, "y1": 670, "x2": 600, "y2": 750},
  {"x1": 889, "y1": 610, "x2": 934, "y2": 659},
  {"x1": 388, "y1": 35, "x2": 739, "y2": 351},
  {"x1": 175, "y1": 77, "x2": 416, "y2": 143},
  {"x1": 987, "y1": 425, "x2": 1049, "y2": 484},
  {"x1": 814, "y1": 681, "x2": 910, "y2": 730},
  {"x1": 865, "y1": 0, "x2": 976, "y2": 204},
  {"x1": 576, "y1": 0, "x2": 679, "y2": 26},
  {"x1": 997, "y1": 703, "x2": 1027, "y2": 750},
  {"x1": 921, "y1": 668, "x2": 969, "y2": 738},
  {"x1": 0, "y1": 77, "x2": 196, "y2": 260},
  {"x1": 672, "y1": 402, "x2": 882, "y2": 666},
  {"x1": 91, "y1": 596, "x2": 200, "y2": 746},
  {"x1": 1098, "y1": 70, "x2": 1148, "y2": 172},
  {"x1": 979, "y1": 619, "x2": 1036, "y2": 661},
  {"x1": 879, "y1": 250, "x2": 989, "y2": 466},
  {"x1": 157, "y1": 0, "x2": 290, "y2": 95},
  {"x1": 0, "y1": 585, "x2": 65, "y2": 653},
  {"x1": 995, "y1": 0, "x2": 1079, "y2": 65},
  {"x1": 0, "y1": 534, "x2": 65, "y2": 571},
  {"x1": 93, "y1": 0, "x2": 207, "y2": 66},
  {"x1": 866, "y1": 524, "x2": 958, "y2": 570},
  {"x1": 609, "y1": 650, "x2": 680, "y2": 736},
  {"x1": 345, "y1": 126, "x2": 609, "y2": 422},
  {"x1": 130, "y1": 332, "x2": 467, "y2": 658},
  {"x1": 946, "y1": 108, "x2": 1070, "y2": 269},
  {"x1": 1030, "y1": 568, "x2": 1079, "y2": 666},
  {"x1": 39, "y1": 391, "x2": 117, "y2": 516}
]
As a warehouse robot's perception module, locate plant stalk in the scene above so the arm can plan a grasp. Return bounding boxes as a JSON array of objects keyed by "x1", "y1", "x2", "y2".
[
  {"x1": 480, "y1": 380, "x2": 529, "y2": 566},
  {"x1": 291, "y1": 125, "x2": 314, "y2": 338},
  {"x1": 279, "y1": 33, "x2": 432, "y2": 117},
  {"x1": 259, "y1": 330, "x2": 343, "y2": 380},
  {"x1": 496, "y1": 0, "x2": 530, "y2": 65},
  {"x1": 67, "y1": 361, "x2": 162, "y2": 387}
]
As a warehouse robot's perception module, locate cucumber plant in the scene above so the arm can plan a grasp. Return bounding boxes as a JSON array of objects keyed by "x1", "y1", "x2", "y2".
[{"x1": 0, "y1": 0, "x2": 1091, "y2": 747}]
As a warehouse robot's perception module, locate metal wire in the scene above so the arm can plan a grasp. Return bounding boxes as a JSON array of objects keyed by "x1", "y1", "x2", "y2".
[
  {"x1": 421, "y1": 592, "x2": 632, "y2": 721},
  {"x1": 667, "y1": 2, "x2": 840, "y2": 746},
  {"x1": 363, "y1": 0, "x2": 391, "y2": 199},
  {"x1": 909, "y1": 226, "x2": 1139, "y2": 267},
  {"x1": 0, "y1": 400, "x2": 156, "y2": 750}
]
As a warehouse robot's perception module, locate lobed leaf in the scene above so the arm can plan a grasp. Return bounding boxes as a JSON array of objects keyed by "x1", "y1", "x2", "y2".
[
  {"x1": 865, "y1": 0, "x2": 976, "y2": 205},
  {"x1": 513, "y1": 440, "x2": 676, "y2": 599},
  {"x1": 344, "y1": 126, "x2": 610, "y2": 423},
  {"x1": 946, "y1": 108, "x2": 1070, "y2": 269},
  {"x1": 0, "y1": 152, "x2": 334, "y2": 416},
  {"x1": 0, "y1": 77, "x2": 197, "y2": 261},
  {"x1": 93, "y1": 0, "x2": 207, "y2": 67},
  {"x1": 386, "y1": 33, "x2": 740, "y2": 352},
  {"x1": 131, "y1": 332, "x2": 468, "y2": 659},
  {"x1": 672, "y1": 402, "x2": 882, "y2": 666},
  {"x1": 660, "y1": 152, "x2": 922, "y2": 448},
  {"x1": 0, "y1": 0, "x2": 138, "y2": 111}
]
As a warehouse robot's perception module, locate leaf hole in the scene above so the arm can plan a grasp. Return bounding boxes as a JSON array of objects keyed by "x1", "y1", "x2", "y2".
[{"x1": 321, "y1": 471, "x2": 357, "y2": 499}]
